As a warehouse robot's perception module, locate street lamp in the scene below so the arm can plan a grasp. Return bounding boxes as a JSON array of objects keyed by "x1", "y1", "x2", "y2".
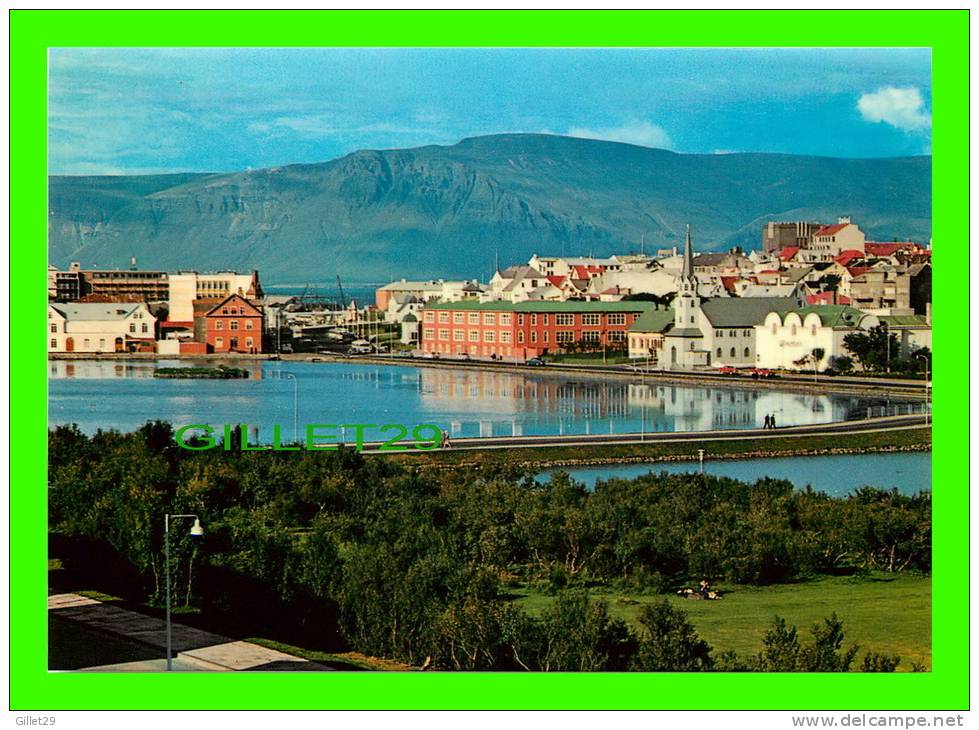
[
  {"x1": 164, "y1": 513, "x2": 204, "y2": 671},
  {"x1": 915, "y1": 353, "x2": 930, "y2": 425},
  {"x1": 698, "y1": 448, "x2": 705, "y2": 474}
]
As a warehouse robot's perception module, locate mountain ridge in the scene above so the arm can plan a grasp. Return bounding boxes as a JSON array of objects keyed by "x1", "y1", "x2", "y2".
[{"x1": 48, "y1": 133, "x2": 932, "y2": 283}]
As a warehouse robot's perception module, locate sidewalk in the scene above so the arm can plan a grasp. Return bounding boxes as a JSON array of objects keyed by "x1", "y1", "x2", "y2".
[{"x1": 49, "y1": 593, "x2": 331, "y2": 671}]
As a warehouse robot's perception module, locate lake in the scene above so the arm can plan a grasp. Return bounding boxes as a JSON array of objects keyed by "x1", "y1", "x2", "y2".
[
  {"x1": 539, "y1": 451, "x2": 931, "y2": 496},
  {"x1": 48, "y1": 359, "x2": 915, "y2": 440}
]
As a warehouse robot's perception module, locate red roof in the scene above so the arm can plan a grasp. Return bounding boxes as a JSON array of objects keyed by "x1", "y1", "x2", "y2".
[
  {"x1": 547, "y1": 275, "x2": 566, "y2": 287},
  {"x1": 778, "y1": 246, "x2": 800, "y2": 261},
  {"x1": 572, "y1": 265, "x2": 604, "y2": 280},
  {"x1": 806, "y1": 292, "x2": 852, "y2": 306},
  {"x1": 814, "y1": 223, "x2": 849, "y2": 237},
  {"x1": 161, "y1": 320, "x2": 194, "y2": 329},
  {"x1": 847, "y1": 266, "x2": 871, "y2": 278},
  {"x1": 719, "y1": 276, "x2": 739, "y2": 293},
  {"x1": 834, "y1": 250, "x2": 863, "y2": 266},
  {"x1": 865, "y1": 242, "x2": 918, "y2": 257}
]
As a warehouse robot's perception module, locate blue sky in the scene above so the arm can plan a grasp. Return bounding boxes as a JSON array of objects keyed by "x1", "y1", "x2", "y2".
[{"x1": 48, "y1": 47, "x2": 931, "y2": 175}]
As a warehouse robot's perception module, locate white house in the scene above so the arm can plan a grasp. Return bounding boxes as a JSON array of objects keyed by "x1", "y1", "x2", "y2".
[
  {"x1": 48, "y1": 302, "x2": 157, "y2": 353},
  {"x1": 755, "y1": 305, "x2": 880, "y2": 372}
]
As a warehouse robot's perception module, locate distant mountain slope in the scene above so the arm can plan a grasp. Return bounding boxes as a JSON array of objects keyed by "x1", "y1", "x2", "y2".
[{"x1": 48, "y1": 134, "x2": 931, "y2": 282}]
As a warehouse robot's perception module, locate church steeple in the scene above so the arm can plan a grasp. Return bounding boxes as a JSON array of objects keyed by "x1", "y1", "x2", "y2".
[{"x1": 680, "y1": 223, "x2": 697, "y2": 293}]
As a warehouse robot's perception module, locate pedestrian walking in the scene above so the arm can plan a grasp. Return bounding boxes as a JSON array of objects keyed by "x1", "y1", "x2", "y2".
[
  {"x1": 441, "y1": 429, "x2": 452, "y2": 449},
  {"x1": 770, "y1": 414, "x2": 777, "y2": 429},
  {"x1": 763, "y1": 414, "x2": 771, "y2": 430}
]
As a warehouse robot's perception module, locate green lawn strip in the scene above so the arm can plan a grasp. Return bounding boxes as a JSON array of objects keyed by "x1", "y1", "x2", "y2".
[
  {"x1": 245, "y1": 638, "x2": 409, "y2": 671},
  {"x1": 513, "y1": 572, "x2": 931, "y2": 671},
  {"x1": 381, "y1": 428, "x2": 931, "y2": 470}
]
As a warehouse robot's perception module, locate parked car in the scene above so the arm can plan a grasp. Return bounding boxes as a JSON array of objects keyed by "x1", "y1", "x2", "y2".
[
  {"x1": 458, "y1": 353, "x2": 471, "y2": 360},
  {"x1": 748, "y1": 368, "x2": 777, "y2": 379},
  {"x1": 525, "y1": 357, "x2": 546, "y2": 367},
  {"x1": 716, "y1": 366, "x2": 738, "y2": 375}
]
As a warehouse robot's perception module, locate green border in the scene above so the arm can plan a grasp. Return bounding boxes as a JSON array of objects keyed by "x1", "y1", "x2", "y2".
[{"x1": 11, "y1": 9, "x2": 968, "y2": 710}]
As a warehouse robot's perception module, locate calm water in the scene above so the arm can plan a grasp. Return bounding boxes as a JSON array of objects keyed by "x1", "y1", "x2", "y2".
[
  {"x1": 540, "y1": 452, "x2": 931, "y2": 496},
  {"x1": 48, "y1": 359, "x2": 911, "y2": 440}
]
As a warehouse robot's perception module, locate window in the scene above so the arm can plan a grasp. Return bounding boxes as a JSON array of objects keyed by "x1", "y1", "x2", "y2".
[
  {"x1": 141, "y1": 323, "x2": 148, "y2": 334},
  {"x1": 543, "y1": 331, "x2": 549, "y2": 342},
  {"x1": 230, "y1": 320, "x2": 239, "y2": 330},
  {"x1": 608, "y1": 313, "x2": 626, "y2": 325},
  {"x1": 518, "y1": 331, "x2": 525, "y2": 343},
  {"x1": 716, "y1": 330, "x2": 723, "y2": 338},
  {"x1": 246, "y1": 337, "x2": 254, "y2": 348},
  {"x1": 99, "y1": 339, "x2": 105, "y2": 349},
  {"x1": 484, "y1": 331, "x2": 495, "y2": 342},
  {"x1": 556, "y1": 313, "x2": 574, "y2": 326},
  {"x1": 438, "y1": 329, "x2": 450, "y2": 341},
  {"x1": 468, "y1": 312, "x2": 480, "y2": 324},
  {"x1": 424, "y1": 327, "x2": 435, "y2": 340},
  {"x1": 717, "y1": 348, "x2": 722, "y2": 358},
  {"x1": 730, "y1": 347, "x2": 736, "y2": 358},
  {"x1": 50, "y1": 323, "x2": 57, "y2": 333},
  {"x1": 453, "y1": 330, "x2": 464, "y2": 341},
  {"x1": 690, "y1": 316, "x2": 695, "y2": 323},
  {"x1": 500, "y1": 313, "x2": 512, "y2": 326},
  {"x1": 499, "y1": 331, "x2": 512, "y2": 343},
  {"x1": 607, "y1": 331, "x2": 624, "y2": 342},
  {"x1": 50, "y1": 339, "x2": 57, "y2": 348},
  {"x1": 744, "y1": 329, "x2": 751, "y2": 337},
  {"x1": 230, "y1": 337, "x2": 238, "y2": 350},
  {"x1": 424, "y1": 311, "x2": 434, "y2": 323},
  {"x1": 744, "y1": 347, "x2": 750, "y2": 358},
  {"x1": 582, "y1": 313, "x2": 600, "y2": 326},
  {"x1": 484, "y1": 313, "x2": 496, "y2": 325},
  {"x1": 556, "y1": 331, "x2": 575, "y2": 344},
  {"x1": 530, "y1": 331, "x2": 538, "y2": 343},
  {"x1": 531, "y1": 314, "x2": 538, "y2": 325},
  {"x1": 581, "y1": 331, "x2": 600, "y2": 343},
  {"x1": 518, "y1": 314, "x2": 525, "y2": 325},
  {"x1": 215, "y1": 320, "x2": 223, "y2": 330},
  {"x1": 129, "y1": 323, "x2": 136, "y2": 333},
  {"x1": 438, "y1": 311, "x2": 450, "y2": 323},
  {"x1": 453, "y1": 312, "x2": 465, "y2": 324},
  {"x1": 469, "y1": 330, "x2": 479, "y2": 342},
  {"x1": 216, "y1": 337, "x2": 224, "y2": 347},
  {"x1": 246, "y1": 321, "x2": 254, "y2": 330},
  {"x1": 543, "y1": 314, "x2": 549, "y2": 325}
]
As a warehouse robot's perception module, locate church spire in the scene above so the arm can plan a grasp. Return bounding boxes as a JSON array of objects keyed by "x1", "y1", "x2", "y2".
[{"x1": 682, "y1": 224, "x2": 694, "y2": 282}]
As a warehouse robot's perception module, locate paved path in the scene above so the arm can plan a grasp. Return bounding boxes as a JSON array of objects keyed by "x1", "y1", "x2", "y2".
[
  {"x1": 361, "y1": 413, "x2": 929, "y2": 453},
  {"x1": 49, "y1": 593, "x2": 331, "y2": 672}
]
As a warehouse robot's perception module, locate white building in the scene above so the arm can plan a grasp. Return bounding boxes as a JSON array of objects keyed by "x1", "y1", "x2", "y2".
[
  {"x1": 168, "y1": 271, "x2": 262, "y2": 322},
  {"x1": 660, "y1": 227, "x2": 800, "y2": 370},
  {"x1": 48, "y1": 302, "x2": 157, "y2": 353},
  {"x1": 755, "y1": 306, "x2": 880, "y2": 372},
  {"x1": 808, "y1": 217, "x2": 867, "y2": 260}
]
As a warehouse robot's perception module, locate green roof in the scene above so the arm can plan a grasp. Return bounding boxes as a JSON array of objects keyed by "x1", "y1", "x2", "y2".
[
  {"x1": 701, "y1": 297, "x2": 798, "y2": 327},
  {"x1": 788, "y1": 305, "x2": 869, "y2": 328},
  {"x1": 629, "y1": 307, "x2": 675, "y2": 333},
  {"x1": 422, "y1": 300, "x2": 659, "y2": 313}
]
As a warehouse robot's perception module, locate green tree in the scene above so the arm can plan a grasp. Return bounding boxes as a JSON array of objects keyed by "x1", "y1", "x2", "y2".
[{"x1": 631, "y1": 600, "x2": 713, "y2": 671}]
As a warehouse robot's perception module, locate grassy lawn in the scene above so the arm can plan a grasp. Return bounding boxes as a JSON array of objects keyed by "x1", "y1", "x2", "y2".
[
  {"x1": 384, "y1": 428, "x2": 931, "y2": 470},
  {"x1": 513, "y1": 572, "x2": 931, "y2": 671},
  {"x1": 544, "y1": 352, "x2": 631, "y2": 365}
]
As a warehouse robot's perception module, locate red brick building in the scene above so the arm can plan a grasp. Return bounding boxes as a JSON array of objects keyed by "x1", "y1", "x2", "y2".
[
  {"x1": 420, "y1": 301, "x2": 655, "y2": 359},
  {"x1": 193, "y1": 294, "x2": 264, "y2": 353}
]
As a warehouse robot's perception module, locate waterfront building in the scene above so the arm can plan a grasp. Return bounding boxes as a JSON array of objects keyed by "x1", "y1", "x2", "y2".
[
  {"x1": 193, "y1": 293, "x2": 264, "y2": 354},
  {"x1": 660, "y1": 226, "x2": 800, "y2": 370},
  {"x1": 49, "y1": 262, "x2": 170, "y2": 302},
  {"x1": 755, "y1": 305, "x2": 880, "y2": 372},
  {"x1": 168, "y1": 270, "x2": 263, "y2": 323},
  {"x1": 48, "y1": 302, "x2": 157, "y2": 353},
  {"x1": 419, "y1": 299, "x2": 654, "y2": 360}
]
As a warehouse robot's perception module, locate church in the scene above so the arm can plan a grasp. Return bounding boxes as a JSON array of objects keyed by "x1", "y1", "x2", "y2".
[{"x1": 661, "y1": 227, "x2": 802, "y2": 370}]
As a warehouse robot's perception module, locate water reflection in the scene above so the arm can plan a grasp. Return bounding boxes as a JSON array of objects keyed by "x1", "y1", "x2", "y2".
[{"x1": 49, "y1": 359, "x2": 910, "y2": 441}]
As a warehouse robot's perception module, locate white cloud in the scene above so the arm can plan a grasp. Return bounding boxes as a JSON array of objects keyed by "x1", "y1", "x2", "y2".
[
  {"x1": 565, "y1": 120, "x2": 673, "y2": 149},
  {"x1": 857, "y1": 86, "x2": 931, "y2": 132}
]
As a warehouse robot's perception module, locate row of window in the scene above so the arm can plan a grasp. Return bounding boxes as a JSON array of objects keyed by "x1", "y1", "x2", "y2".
[
  {"x1": 214, "y1": 337, "x2": 255, "y2": 349},
  {"x1": 52, "y1": 322, "x2": 150, "y2": 334},
  {"x1": 214, "y1": 319, "x2": 254, "y2": 331},
  {"x1": 715, "y1": 329, "x2": 753, "y2": 338},
  {"x1": 426, "y1": 328, "x2": 626, "y2": 345},
  {"x1": 718, "y1": 347, "x2": 752, "y2": 359},
  {"x1": 425, "y1": 311, "x2": 629, "y2": 326}
]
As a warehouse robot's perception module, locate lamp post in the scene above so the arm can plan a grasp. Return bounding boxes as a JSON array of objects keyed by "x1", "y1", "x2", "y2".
[
  {"x1": 698, "y1": 448, "x2": 705, "y2": 474},
  {"x1": 164, "y1": 514, "x2": 204, "y2": 671},
  {"x1": 277, "y1": 371, "x2": 299, "y2": 443},
  {"x1": 915, "y1": 353, "x2": 930, "y2": 425}
]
